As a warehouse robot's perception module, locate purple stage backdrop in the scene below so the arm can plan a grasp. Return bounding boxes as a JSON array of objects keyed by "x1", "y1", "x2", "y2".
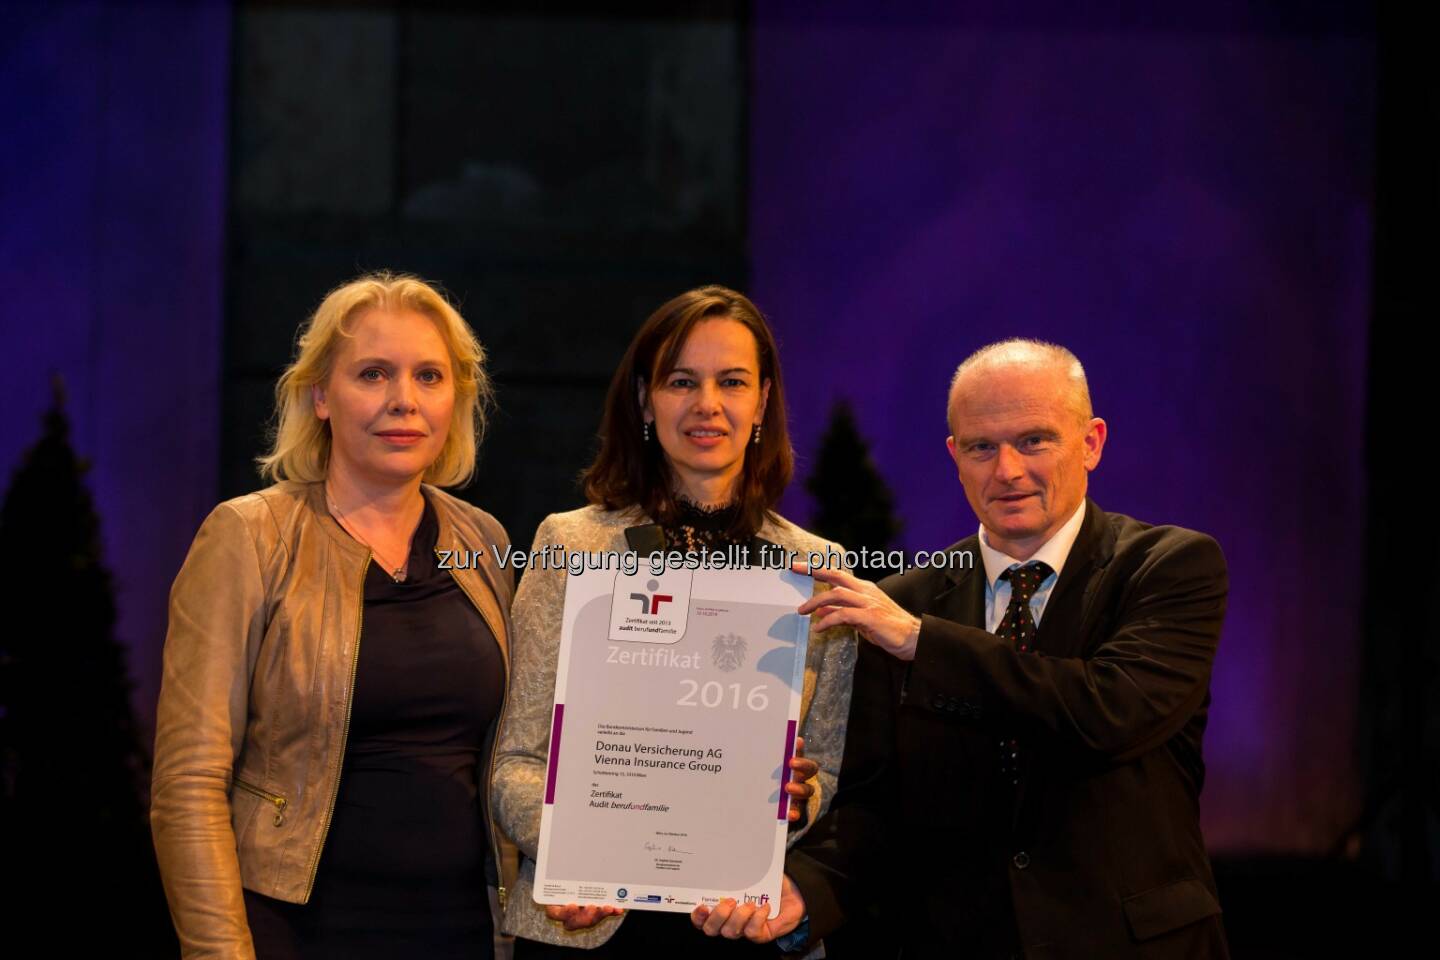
[
  {"x1": 2, "y1": 1, "x2": 1374, "y2": 859},
  {"x1": 752, "y1": 4, "x2": 1373, "y2": 854},
  {"x1": 1, "y1": 1, "x2": 230, "y2": 733}
]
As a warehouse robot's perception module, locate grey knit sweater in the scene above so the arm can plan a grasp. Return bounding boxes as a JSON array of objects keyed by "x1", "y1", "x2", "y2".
[{"x1": 491, "y1": 504, "x2": 858, "y2": 949}]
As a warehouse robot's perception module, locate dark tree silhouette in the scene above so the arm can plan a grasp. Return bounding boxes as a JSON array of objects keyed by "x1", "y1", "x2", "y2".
[
  {"x1": 804, "y1": 399, "x2": 903, "y2": 579},
  {"x1": 0, "y1": 380, "x2": 175, "y2": 953}
]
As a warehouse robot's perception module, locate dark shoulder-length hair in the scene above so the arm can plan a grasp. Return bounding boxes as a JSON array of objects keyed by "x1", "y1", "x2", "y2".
[{"x1": 582, "y1": 285, "x2": 794, "y2": 537}]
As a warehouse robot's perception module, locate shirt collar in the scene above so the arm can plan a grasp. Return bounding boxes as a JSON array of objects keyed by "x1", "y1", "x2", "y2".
[{"x1": 979, "y1": 499, "x2": 1088, "y2": 589}]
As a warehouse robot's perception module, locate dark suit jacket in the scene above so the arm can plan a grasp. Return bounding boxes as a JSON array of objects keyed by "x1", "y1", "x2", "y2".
[{"x1": 787, "y1": 500, "x2": 1231, "y2": 959}]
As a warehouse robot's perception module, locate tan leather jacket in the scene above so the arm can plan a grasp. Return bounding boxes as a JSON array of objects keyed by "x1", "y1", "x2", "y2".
[{"x1": 151, "y1": 481, "x2": 519, "y2": 960}]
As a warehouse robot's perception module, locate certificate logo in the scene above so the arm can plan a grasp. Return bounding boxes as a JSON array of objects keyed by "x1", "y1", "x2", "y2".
[
  {"x1": 629, "y1": 579, "x2": 674, "y2": 616},
  {"x1": 615, "y1": 888, "x2": 628, "y2": 901},
  {"x1": 711, "y1": 633, "x2": 748, "y2": 672},
  {"x1": 608, "y1": 570, "x2": 693, "y2": 643}
]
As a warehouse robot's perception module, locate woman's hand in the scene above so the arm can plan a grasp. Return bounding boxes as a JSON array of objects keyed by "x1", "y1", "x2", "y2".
[
  {"x1": 545, "y1": 903, "x2": 624, "y2": 931},
  {"x1": 785, "y1": 735, "x2": 818, "y2": 822}
]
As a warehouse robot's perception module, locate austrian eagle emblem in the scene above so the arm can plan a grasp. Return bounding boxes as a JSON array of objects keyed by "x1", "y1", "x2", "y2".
[{"x1": 711, "y1": 633, "x2": 748, "y2": 672}]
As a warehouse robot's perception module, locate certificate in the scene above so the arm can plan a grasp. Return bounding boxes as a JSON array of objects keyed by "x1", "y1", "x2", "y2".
[{"x1": 532, "y1": 559, "x2": 810, "y2": 913}]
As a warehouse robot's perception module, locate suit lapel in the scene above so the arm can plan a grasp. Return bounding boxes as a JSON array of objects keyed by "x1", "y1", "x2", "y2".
[
  {"x1": 1013, "y1": 500, "x2": 1118, "y2": 834},
  {"x1": 934, "y1": 535, "x2": 986, "y2": 627},
  {"x1": 1034, "y1": 498, "x2": 1115, "y2": 658},
  {"x1": 932, "y1": 504, "x2": 1112, "y2": 649}
]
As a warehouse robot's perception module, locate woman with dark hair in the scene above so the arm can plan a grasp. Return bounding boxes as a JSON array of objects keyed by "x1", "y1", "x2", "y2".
[{"x1": 491, "y1": 285, "x2": 857, "y2": 956}]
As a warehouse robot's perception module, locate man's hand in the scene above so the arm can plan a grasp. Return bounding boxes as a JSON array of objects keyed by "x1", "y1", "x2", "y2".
[
  {"x1": 786, "y1": 735, "x2": 818, "y2": 822},
  {"x1": 690, "y1": 873, "x2": 806, "y2": 943},
  {"x1": 544, "y1": 903, "x2": 623, "y2": 931},
  {"x1": 795, "y1": 563, "x2": 921, "y2": 661}
]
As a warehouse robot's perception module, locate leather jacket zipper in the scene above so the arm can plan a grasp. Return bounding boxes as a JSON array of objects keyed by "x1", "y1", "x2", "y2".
[
  {"x1": 303, "y1": 554, "x2": 370, "y2": 901},
  {"x1": 442, "y1": 553, "x2": 513, "y2": 912},
  {"x1": 233, "y1": 776, "x2": 288, "y2": 826}
]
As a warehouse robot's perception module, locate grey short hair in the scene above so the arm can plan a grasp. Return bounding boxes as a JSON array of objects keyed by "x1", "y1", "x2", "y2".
[{"x1": 947, "y1": 338, "x2": 1092, "y2": 432}]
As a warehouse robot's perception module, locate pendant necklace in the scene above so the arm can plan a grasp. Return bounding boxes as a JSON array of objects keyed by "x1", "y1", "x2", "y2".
[{"x1": 327, "y1": 487, "x2": 410, "y2": 583}]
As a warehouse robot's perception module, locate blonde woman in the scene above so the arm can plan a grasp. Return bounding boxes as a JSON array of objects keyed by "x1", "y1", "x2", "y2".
[{"x1": 151, "y1": 273, "x2": 517, "y2": 959}]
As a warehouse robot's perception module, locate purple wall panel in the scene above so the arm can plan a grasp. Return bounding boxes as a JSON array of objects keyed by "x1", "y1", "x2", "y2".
[
  {"x1": 1, "y1": 0, "x2": 1374, "y2": 857},
  {"x1": 1, "y1": 0, "x2": 231, "y2": 733},
  {"x1": 752, "y1": 7, "x2": 1372, "y2": 853}
]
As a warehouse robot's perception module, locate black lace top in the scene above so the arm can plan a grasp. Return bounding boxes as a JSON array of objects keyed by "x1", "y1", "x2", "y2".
[{"x1": 662, "y1": 497, "x2": 747, "y2": 553}]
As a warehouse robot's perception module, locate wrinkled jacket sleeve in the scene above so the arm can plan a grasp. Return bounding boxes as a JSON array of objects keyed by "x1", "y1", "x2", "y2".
[
  {"x1": 150, "y1": 503, "x2": 269, "y2": 960},
  {"x1": 904, "y1": 533, "x2": 1227, "y2": 762},
  {"x1": 490, "y1": 515, "x2": 565, "y2": 860}
]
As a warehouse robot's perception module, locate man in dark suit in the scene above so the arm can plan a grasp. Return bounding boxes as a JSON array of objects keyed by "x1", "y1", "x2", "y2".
[{"x1": 692, "y1": 339, "x2": 1230, "y2": 958}]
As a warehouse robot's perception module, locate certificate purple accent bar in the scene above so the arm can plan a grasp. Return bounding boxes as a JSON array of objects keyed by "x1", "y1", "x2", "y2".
[
  {"x1": 777, "y1": 719, "x2": 797, "y2": 820},
  {"x1": 544, "y1": 703, "x2": 565, "y2": 805}
]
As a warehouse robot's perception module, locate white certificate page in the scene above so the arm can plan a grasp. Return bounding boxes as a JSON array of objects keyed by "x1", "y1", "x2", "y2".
[{"x1": 532, "y1": 560, "x2": 810, "y2": 913}]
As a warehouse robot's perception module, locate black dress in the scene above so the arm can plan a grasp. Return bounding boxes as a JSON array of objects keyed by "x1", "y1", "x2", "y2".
[{"x1": 245, "y1": 495, "x2": 505, "y2": 959}]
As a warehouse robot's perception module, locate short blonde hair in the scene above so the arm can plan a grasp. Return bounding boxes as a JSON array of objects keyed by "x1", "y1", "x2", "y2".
[{"x1": 257, "y1": 272, "x2": 492, "y2": 487}]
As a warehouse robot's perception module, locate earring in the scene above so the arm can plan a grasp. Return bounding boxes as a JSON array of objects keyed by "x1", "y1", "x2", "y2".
[
  {"x1": 752, "y1": 423, "x2": 762, "y2": 445},
  {"x1": 643, "y1": 420, "x2": 652, "y2": 442}
]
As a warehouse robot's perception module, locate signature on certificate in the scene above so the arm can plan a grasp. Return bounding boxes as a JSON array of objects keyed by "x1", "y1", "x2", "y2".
[{"x1": 644, "y1": 841, "x2": 695, "y2": 855}]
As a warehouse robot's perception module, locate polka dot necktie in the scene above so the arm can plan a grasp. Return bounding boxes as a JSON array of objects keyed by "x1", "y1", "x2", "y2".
[
  {"x1": 996, "y1": 561, "x2": 1054, "y2": 786},
  {"x1": 996, "y1": 561, "x2": 1053, "y2": 654}
]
